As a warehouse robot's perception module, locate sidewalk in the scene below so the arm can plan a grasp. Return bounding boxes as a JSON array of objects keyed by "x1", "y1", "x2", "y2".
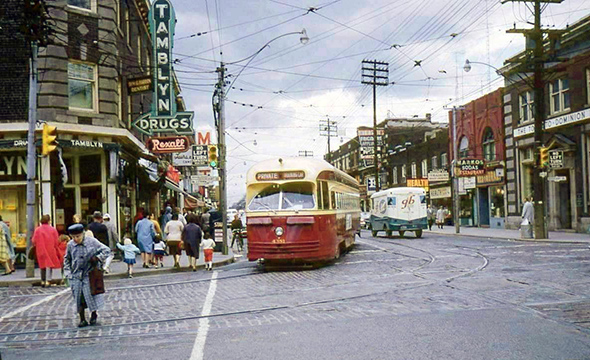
[
  {"x1": 427, "y1": 226, "x2": 590, "y2": 243},
  {"x1": 0, "y1": 249, "x2": 240, "y2": 287}
]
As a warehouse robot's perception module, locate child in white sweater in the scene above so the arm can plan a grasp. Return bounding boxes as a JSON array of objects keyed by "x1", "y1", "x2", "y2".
[
  {"x1": 200, "y1": 235, "x2": 216, "y2": 271},
  {"x1": 116, "y1": 238, "x2": 140, "y2": 278}
]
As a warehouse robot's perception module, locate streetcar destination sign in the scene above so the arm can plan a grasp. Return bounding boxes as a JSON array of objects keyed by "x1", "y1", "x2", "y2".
[{"x1": 256, "y1": 171, "x2": 305, "y2": 181}]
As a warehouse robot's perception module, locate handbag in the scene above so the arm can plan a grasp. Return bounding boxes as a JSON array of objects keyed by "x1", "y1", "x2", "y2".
[
  {"x1": 28, "y1": 246, "x2": 36, "y2": 260},
  {"x1": 89, "y1": 266, "x2": 105, "y2": 295}
]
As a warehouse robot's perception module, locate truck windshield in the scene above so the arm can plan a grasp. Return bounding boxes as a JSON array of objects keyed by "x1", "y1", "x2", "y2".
[{"x1": 248, "y1": 182, "x2": 315, "y2": 211}]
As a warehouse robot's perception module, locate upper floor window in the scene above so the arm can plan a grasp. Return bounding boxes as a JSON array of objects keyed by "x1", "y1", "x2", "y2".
[
  {"x1": 68, "y1": 62, "x2": 96, "y2": 111},
  {"x1": 421, "y1": 159, "x2": 428, "y2": 177},
  {"x1": 587, "y1": 69, "x2": 590, "y2": 105},
  {"x1": 411, "y1": 162, "x2": 417, "y2": 178},
  {"x1": 68, "y1": 0, "x2": 93, "y2": 11},
  {"x1": 550, "y1": 78, "x2": 570, "y2": 114},
  {"x1": 392, "y1": 167, "x2": 398, "y2": 184},
  {"x1": 482, "y1": 128, "x2": 495, "y2": 162},
  {"x1": 440, "y1": 153, "x2": 448, "y2": 168},
  {"x1": 401, "y1": 165, "x2": 406, "y2": 179},
  {"x1": 431, "y1": 156, "x2": 438, "y2": 170},
  {"x1": 459, "y1": 136, "x2": 469, "y2": 158},
  {"x1": 519, "y1": 91, "x2": 534, "y2": 124}
]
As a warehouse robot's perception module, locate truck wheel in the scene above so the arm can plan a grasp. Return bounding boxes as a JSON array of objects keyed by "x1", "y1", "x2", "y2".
[
  {"x1": 386, "y1": 229, "x2": 392, "y2": 237},
  {"x1": 371, "y1": 230, "x2": 378, "y2": 237},
  {"x1": 415, "y1": 230, "x2": 423, "y2": 238},
  {"x1": 399, "y1": 231, "x2": 405, "y2": 237}
]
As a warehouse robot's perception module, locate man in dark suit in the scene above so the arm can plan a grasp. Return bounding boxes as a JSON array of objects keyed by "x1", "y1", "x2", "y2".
[{"x1": 88, "y1": 211, "x2": 109, "y2": 247}]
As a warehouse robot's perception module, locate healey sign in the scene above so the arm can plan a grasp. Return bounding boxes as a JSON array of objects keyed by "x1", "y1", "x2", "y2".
[
  {"x1": 133, "y1": 0, "x2": 194, "y2": 136},
  {"x1": 146, "y1": 136, "x2": 191, "y2": 153}
]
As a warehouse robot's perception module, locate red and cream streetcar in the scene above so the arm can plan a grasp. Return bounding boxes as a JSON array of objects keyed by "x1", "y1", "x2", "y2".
[{"x1": 245, "y1": 157, "x2": 360, "y2": 264}]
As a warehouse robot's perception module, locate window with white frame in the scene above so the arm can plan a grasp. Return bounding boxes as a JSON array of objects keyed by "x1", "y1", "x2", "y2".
[
  {"x1": 392, "y1": 167, "x2": 398, "y2": 184},
  {"x1": 137, "y1": 34, "x2": 142, "y2": 69},
  {"x1": 431, "y1": 155, "x2": 438, "y2": 170},
  {"x1": 117, "y1": 77, "x2": 122, "y2": 122},
  {"x1": 519, "y1": 91, "x2": 534, "y2": 124},
  {"x1": 411, "y1": 162, "x2": 417, "y2": 178},
  {"x1": 68, "y1": 62, "x2": 96, "y2": 110},
  {"x1": 550, "y1": 78, "x2": 570, "y2": 114},
  {"x1": 587, "y1": 69, "x2": 590, "y2": 105},
  {"x1": 115, "y1": 0, "x2": 120, "y2": 29},
  {"x1": 440, "y1": 153, "x2": 448, "y2": 168},
  {"x1": 401, "y1": 165, "x2": 406, "y2": 179},
  {"x1": 482, "y1": 128, "x2": 495, "y2": 162},
  {"x1": 68, "y1": 0, "x2": 93, "y2": 11},
  {"x1": 421, "y1": 159, "x2": 428, "y2": 177},
  {"x1": 125, "y1": 8, "x2": 130, "y2": 46}
]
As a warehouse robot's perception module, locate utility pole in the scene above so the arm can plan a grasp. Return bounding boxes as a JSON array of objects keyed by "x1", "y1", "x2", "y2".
[
  {"x1": 446, "y1": 105, "x2": 464, "y2": 234},
  {"x1": 298, "y1": 150, "x2": 314, "y2": 157},
  {"x1": 362, "y1": 60, "x2": 388, "y2": 192},
  {"x1": 25, "y1": 41, "x2": 38, "y2": 278},
  {"x1": 215, "y1": 63, "x2": 228, "y2": 255},
  {"x1": 319, "y1": 119, "x2": 337, "y2": 162},
  {"x1": 503, "y1": 0, "x2": 563, "y2": 239}
]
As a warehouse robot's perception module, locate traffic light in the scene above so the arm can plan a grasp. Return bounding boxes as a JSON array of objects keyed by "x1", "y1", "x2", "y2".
[
  {"x1": 208, "y1": 144, "x2": 218, "y2": 168},
  {"x1": 42, "y1": 123, "x2": 58, "y2": 156},
  {"x1": 540, "y1": 147, "x2": 549, "y2": 168}
]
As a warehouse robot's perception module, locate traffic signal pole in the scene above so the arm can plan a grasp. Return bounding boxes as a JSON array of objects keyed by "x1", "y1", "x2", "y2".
[{"x1": 25, "y1": 41, "x2": 38, "y2": 278}]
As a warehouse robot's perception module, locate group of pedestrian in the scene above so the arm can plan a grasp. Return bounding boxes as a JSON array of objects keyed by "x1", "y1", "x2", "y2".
[{"x1": 426, "y1": 205, "x2": 449, "y2": 230}]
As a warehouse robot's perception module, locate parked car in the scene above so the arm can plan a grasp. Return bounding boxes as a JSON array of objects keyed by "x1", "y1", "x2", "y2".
[{"x1": 360, "y1": 212, "x2": 371, "y2": 229}]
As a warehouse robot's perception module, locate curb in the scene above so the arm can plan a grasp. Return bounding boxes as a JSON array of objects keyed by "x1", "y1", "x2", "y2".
[
  {"x1": 0, "y1": 256, "x2": 236, "y2": 288},
  {"x1": 426, "y1": 230, "x2": 590, "y2": 244}
]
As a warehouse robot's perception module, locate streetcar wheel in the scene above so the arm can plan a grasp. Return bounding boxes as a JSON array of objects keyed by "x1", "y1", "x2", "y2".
[
  {"x1": 415, "y1": 230, "x2": 423, "y2": 238},
  {"x1": 399, "y1": 231, "x2": 405, "y2": 237}
]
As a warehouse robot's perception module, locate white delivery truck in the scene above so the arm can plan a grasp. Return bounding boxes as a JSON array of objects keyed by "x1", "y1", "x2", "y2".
[{"x1": 369, "y1": 187, "x2": 428, "y2": 238}]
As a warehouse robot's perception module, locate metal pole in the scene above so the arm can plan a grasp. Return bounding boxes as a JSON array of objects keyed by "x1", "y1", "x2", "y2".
[
  {"x1": 26, "y1": 41, "x2": 38, "y2": 278},
  {"x1": 532, "y1": 0, "x2": 547, "y2": 239},
  {"x1": 373, "y1": 78, "x2": 379, "y2": 192},
  {"x1": 453, "y1": 106, "x2": 460, "y2": 234},
  {"x1": 217, "y1": 63, "x2": 228, "y2": 255}
]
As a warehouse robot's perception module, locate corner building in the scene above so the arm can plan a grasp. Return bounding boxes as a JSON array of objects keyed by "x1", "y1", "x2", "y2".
[
  {"x1": 0, "y1": 0, "x2": 176, "y2": 242},
  {"x1": 503, "y1": 14, "x2": 590, "y2": 232}
]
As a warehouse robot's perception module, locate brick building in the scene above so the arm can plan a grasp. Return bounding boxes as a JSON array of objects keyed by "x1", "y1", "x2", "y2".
[
  {"x1": 502, "y1": 14, "x2": 590, "y2": 232},
  {"x1": 450, "y1": 88, "x2": 506, "y2": 228}
]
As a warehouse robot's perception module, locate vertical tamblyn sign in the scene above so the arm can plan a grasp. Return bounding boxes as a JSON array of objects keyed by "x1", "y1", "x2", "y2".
[{"x1": 151, "y1": 0, "x2": 175, "y2": 117}]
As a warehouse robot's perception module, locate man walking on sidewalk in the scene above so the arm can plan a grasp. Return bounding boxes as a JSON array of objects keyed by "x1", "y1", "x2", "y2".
[{"x1": 522, "y1": 198, "x2": 534, "y2": 225}]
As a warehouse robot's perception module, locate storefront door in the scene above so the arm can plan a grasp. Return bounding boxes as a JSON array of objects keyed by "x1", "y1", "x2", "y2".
[{"x1": 478, "y1": 188, "x2": 490, "y2": 227}]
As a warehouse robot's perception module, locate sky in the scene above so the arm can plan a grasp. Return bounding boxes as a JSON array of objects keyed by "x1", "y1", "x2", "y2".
[{"x1": 167, "y1": 0, "x2": 590, "y2": 206}]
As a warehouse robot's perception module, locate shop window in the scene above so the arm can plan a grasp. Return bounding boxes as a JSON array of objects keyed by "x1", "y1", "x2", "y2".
[
  {"x1": 421, "y1": 159, "x2": 428, "y2": 177},
  {"x1": 519, "y1": 91, "x2": 534, "y2": 124},
  {"x1": 482, "y1": 128, "x2": 495, "y2": 162},
  {"x1": 550, "y1": 78, "x2": 570, "y2": 114},
  {"x1": 79, "y1": 154, "x2": 101, "y2": 184},
  {"x1": 81, "y1": 186, "x2": 102, "y2": 222},
  {"x1": 440, "y1": 153, "x2": 448, "y2": 168},
  {"x1": 490, "y1": 186, "x2": 505, "y2": 218},
  {"x1": 519, "y1": 148, "x2": 534, "y2": 202},
  {"x1": 68, "y1": 62, "x2": 96, "y2": 111},
  {"x1": 431, "y1": 156, "x2": 438, "y2": 170},
  {"x1": 459, "y1": 136, "x2": 469, "y2": 158}
]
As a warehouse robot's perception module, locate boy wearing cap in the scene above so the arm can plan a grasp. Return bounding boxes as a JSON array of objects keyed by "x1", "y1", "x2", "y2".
[{"x1": 63, "y1": 223, "x2": 111, "y2": 327}]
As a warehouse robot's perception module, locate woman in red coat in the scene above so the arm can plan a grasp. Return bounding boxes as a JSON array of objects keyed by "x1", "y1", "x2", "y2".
[{"x1": 32, "y1": 215, "x2": 61, "y2": 287}]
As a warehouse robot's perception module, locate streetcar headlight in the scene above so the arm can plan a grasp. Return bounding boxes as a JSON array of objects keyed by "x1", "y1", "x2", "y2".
[{"x1": 275, "y1": 227, "x2": 284, "y2": 236}]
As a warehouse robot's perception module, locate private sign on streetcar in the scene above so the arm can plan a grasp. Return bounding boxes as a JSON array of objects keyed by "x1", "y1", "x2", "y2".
[{"x1": 245, "y1": 157, "x2": 360, "y2": 264}]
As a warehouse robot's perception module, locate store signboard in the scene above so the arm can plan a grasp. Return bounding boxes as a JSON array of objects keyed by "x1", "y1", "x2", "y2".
[
  {"x1": 549, "y1": 150, "x2": 563, "y2": 168},
  {"x1": 146, "y1": 136, "x2": 191, "y2": 153},
  {"x1": 0, "y1": 153, "x2": 27, "y2": 180},
  {"x1": 127, "y1": 76, "x2": 152, "y2": 94},
  {"x1": 430, "y1": 186, "x2": 451, "y2": 199},
  {"x1": 357, "y1": 128, "x2": 384, "y2": 160},
  {"x1": 172, "y1": 149, "x2": 192, "y2": 166},
  {"x1": 456, "y1": 159, "x2": 485, "y2": 176},
  {"x1": 463, "y1": 176, "x2": 476, "y2": 189},
  {"x1": 476, "y1": 168, "x2": 504, "y2": 185},
  {"x1": 428, "y1": 170, "x2": 449, "y2": 182},
  {"x1": 407, "y1": 178, "x2": 429, "y2": 189},
  {"x1": 192, "y1": 145, "x2": 209, "y2": 166}
]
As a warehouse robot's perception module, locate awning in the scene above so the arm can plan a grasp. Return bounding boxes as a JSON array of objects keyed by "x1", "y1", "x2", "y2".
[
  {"x1": 164, "y1": 178, "x2": 183, "y2": 193},
  {"x1": 138, "y1": 158, "x2": 160, "y2": 183},
  {"x1": 164, "y1": 180, "x2": 203, "y2": 208}
]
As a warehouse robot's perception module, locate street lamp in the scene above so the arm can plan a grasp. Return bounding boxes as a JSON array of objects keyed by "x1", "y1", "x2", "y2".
[{"x1": 214, "y1": 30, "x2": 309, "y2": 254}]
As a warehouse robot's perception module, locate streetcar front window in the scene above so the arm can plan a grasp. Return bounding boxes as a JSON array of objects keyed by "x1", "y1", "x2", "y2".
[
  {"x1": 248, "y1": 185, "x2": 281, "y2": 211},
  {"x1": 248, "y1": 182, "x2": 315, "y2": 211},
  {"x1": 281, "y1": 182, "x2": 315, "y2": 210}
]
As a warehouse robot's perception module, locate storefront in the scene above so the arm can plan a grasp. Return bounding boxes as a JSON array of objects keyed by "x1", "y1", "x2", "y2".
[
  {"x1": 476, "y1": 167, "x2": 506, "y2": 228},
  {"x1": 429, "y1": 184, "x2": 452, "y2": 224},
  {"x1": 0, "y1": 150, "x2": 28, "y2": 248}
]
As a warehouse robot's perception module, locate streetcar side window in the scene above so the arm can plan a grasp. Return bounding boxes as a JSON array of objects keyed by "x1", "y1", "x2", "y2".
[{"x1": 318, "y1": 181, "x2": 330, "y2": 210}]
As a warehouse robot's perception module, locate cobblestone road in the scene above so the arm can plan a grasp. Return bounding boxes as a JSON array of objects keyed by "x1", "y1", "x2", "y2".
[{"x1": 2, "y1": 232, "x2": 590, "y2": 359}]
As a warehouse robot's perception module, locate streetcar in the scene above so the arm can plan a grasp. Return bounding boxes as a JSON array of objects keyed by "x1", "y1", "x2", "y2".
[
  {"x1": 245, "y1": 157, "x2": 360, "y2": 264},
  {"x1": 369, "y1": 187, "x2": 428, "y2": 238}
]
